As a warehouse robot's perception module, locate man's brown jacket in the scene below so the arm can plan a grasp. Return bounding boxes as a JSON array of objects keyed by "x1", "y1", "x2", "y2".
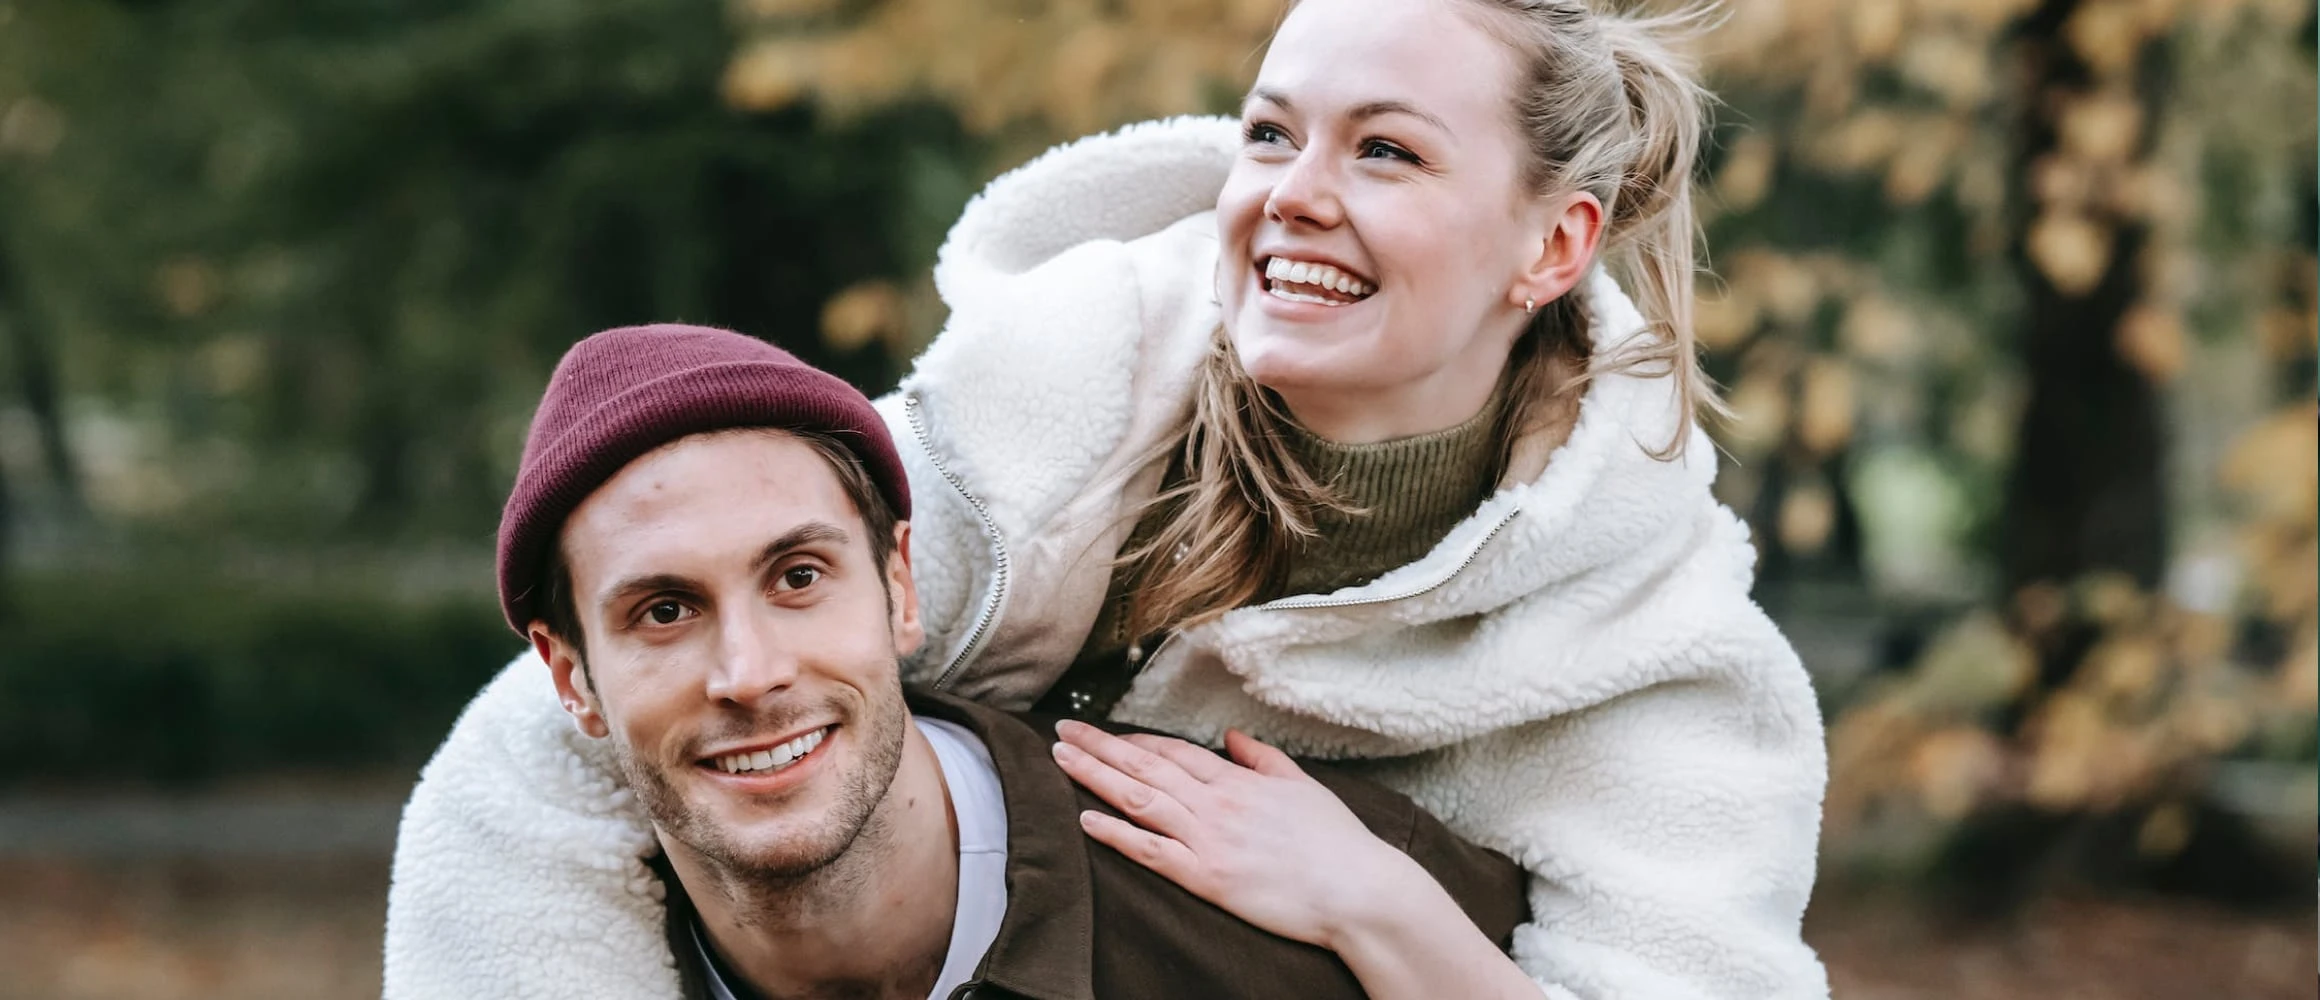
[{"x1": 660, "y1": 689, "x2": 1528, "y2": 1000}]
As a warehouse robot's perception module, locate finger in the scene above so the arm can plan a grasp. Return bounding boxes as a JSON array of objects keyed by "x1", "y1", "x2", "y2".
[
  {"x1": 1223, "y1": 729, "x2": 1306, "y2": 780},
  {"x1": 1051, "y1": 740, "x2": 1201, "y2": 839},
  {"x1": 1056, "y1": 720, "x2": 1208, "y2": 800},
  {"x1": 1119, "y1": 733, "x2": 1237, "y2": 784},
  {"x1": 1079, "y1": 809, "x2": 1207, "y2": 892}
]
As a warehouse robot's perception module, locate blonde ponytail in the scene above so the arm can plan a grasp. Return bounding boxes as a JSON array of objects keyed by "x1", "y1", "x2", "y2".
[
  {"x1": 1596, "y1": 7, "x2": 1730, "y2": 451},
  {"x1": 1481, "y1": 0, "x2": 1727, "y2": 456}
]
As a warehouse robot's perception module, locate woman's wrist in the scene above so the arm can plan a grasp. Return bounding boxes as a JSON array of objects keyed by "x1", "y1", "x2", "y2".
[{"x1": 1318, "y1": 847, "x2": 1453, "y2": 954}]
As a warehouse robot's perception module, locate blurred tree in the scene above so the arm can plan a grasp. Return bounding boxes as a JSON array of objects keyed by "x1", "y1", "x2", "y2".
[
  {"x1": 722, "y1": 0, "x2": 2317, "y2": 895},
  {"x1": 0, "y1": 0, "x2": 979, "y2": 551},
  {"x1": 2000, "y1": 0, "x2": 2169, "y2": 599}
]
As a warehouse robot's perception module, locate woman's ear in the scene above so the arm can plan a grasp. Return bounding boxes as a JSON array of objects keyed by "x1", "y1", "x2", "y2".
[{"x1": 1510, "y1": 191, "x2": 1605, "y2": 312}]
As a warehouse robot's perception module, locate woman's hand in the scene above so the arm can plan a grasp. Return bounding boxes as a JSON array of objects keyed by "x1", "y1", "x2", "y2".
[{"x1": 1048, "y1": 719, "x2": 1422, "y2": 949}]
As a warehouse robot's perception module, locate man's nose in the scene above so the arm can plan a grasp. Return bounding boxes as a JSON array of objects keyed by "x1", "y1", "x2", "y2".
[
  {"x1": 704, "y1": 605, "x2": 800, "y2": 705},
  {"x1": 1264, "y1": 149, "x2": 1344, "y2": 228}
]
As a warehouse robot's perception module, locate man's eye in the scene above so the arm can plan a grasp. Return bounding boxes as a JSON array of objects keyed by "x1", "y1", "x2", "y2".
[
  {"x1": 778, "y1": 566, "x2": 822, "y2": 591},
  {"x1": 646, "y1": 601, "x2": 690, "y2": 625}
]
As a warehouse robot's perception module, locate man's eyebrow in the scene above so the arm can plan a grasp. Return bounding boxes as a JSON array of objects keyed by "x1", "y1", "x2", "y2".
[
  {"x1": 1245, "y1": 88, "x2": 1453, "y2": 137},
  {"x1": 748, "y1": 522, "x2": 851, "y2": 576},
  {"x1": 595, "y1": 522, "x2": 853, "y2": 614},
  {"x1": 599, "y1": 572, "x2": 701, "y2": 615}
]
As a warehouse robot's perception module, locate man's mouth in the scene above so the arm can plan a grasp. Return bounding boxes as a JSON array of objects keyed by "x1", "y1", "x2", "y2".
[
  {"x1": 706, "y1": 725, "x2": 834, "y2": 776},
  {"x1": 1261, "y1": 256, "x2": 1376, "y2": 306}
]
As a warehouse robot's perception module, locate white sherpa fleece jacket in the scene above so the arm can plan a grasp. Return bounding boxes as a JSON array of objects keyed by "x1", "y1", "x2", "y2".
[{"x1": 385, "y1": 116, "x2": 1831, "y2": 1000}]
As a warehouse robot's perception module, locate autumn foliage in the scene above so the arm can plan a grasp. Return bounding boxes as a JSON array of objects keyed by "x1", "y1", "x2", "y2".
[{"x1": 724, "y1": 0, "x2": 2317, "y2": 887}]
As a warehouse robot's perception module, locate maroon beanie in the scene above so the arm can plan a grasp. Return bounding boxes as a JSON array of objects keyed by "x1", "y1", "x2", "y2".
[{"x1": 496, "y1": 323, "x2": 910, "y2": 634}]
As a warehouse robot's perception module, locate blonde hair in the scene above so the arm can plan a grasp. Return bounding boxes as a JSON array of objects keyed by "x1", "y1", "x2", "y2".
[{"x1": 1120, "y1": 0, "x2": 1722, "y2": 638}]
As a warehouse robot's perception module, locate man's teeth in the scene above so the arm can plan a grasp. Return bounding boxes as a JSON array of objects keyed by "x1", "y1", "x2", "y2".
[
  {"x1": 1264, "y1": 257, "x2": 1375, "y2": 297},
  {"x1": 714, "y1": 727, "x2": 826, "y2": 775}
]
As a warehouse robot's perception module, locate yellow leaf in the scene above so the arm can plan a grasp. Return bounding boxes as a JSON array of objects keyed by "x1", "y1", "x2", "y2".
[
  {"x1": 2027, "y1": 210, "x2": 2114, "y2": 296},
  {"x1": 1840, "y1": 295, "x2": 1916, "y2": 363},
  {"x1": 2026, "y1": 692, "x2": 2107, "y2": 808},
  {"x1": 2108, "y1": 165, "x2": 2193, "y2": 226},
  {"x1": 2114, "y1": 305, "x2": 2187, "y2": 382},
  {"x1": 1714, "y1": 133, "x2": 1777, "y2": 211},
  {"x1": 1908, "y1": 727, "x2": 2006, "y2": 821},
  {"x1": 820, "y1": 281, "x2": 908, "y2": 353},
  {"x1": 2083, "y1": 634, "x2": 2167, "y2": 706},
  {"x1": 1814, "y1": 110, "x2": 1905, "y2": 174},
  {"x1": 723, "y1": 38, "x2": 817, "y2": 111},
  {"x1": 1694, "y1": 284, "x2": 1761, "y2": 351},
  {"x1": 2064, "y1": 0, "x2": 2149, "y2": 79},
  {"x1": 1898, "y1": 31, "x2": 1991, "y2": 108},
  {"x1": 1724, "y1": 366, "x2": 1790, "y2": 457},
  {"x1": 1730, "y1": 251, "x2": 1821, "y2": 326},
  {"x1": 1849, "y1": 0, "x2": 1908, "y2": 61},
  {"x1": 2077, "y1": 572, "x2": 2148, "y2": 628},
  {"x1": 2057, "y1": 90, "x2": 2145, "y2": 163},
  {"x1": 1884, "y1": 119, "x2": 1962, "y2": 206},
  {"x1": 1778, "y1": 476, "x2": 1838, "y2": 554},
  {"x1": 2219, "y1": 403, "x2": 2320, "y2": 525},
  {"x1": 2277, "y1": 622, "x2": 2317, "y2": 711},
  {"x1": 2257, "y1": 306, "x2": 2317, "y2": 361},
  {"x1": 1797, "y1": 358, "x2": 1857, "y2": 455},
  {"x1": 2031, "y1": 153, "x2": 2093, "y2": 210}
]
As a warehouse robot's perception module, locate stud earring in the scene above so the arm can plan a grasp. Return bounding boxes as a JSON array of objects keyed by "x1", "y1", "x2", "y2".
[{"x1": 1524, "y1": 297, "x2": 1537, "y2": 316}]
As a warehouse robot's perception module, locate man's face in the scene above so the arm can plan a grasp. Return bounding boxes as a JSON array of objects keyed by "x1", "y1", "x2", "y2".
[{"x1": 534, "y1": 429, "x2": 923, "y2": 880}]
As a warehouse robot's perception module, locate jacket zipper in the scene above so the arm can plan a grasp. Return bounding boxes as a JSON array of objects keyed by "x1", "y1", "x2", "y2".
[
  {"x1": 1129, "y1": 505, "x2": 1522, "y2": 685},
  {"x1": 904, "y1": 392, "x2": 1011, "y2": 690},
  {"x1": 1257, "y1": 504, "x2": 1522, "y2": 611}
]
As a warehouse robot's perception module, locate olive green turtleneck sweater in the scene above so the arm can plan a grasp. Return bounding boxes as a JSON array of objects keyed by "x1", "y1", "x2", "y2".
[{"x1": 1035, "y1": 398, "x2": 1505, "y2": 720}]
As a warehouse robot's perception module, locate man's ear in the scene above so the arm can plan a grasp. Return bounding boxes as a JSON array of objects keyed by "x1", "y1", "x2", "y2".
[
  {"x1": 532, "y1": 624, "x2": 610, "y2": 739},
  {"x1": 1509, "y1": 190, "x2": 1605, "y2": 316},
  {"x1": 886, "y1": 521, "x2": 924, "y2": 658}
]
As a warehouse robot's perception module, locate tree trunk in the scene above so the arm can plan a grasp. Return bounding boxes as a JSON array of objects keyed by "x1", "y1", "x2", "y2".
[
  {"x1": 2000, "y1": 0, "x2": 2169, "y2": 599},
  {"x1": 0, "y1": 242, "x2": 84, "y2": 515}
]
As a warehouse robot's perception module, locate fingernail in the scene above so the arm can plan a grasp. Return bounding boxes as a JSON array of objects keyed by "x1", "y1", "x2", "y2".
[{"x1": 1051, "y1": 742, "x2": 1080, "y2": 762}]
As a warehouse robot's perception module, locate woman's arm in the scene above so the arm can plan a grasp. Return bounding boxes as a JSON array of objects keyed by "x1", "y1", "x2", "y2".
[
  {"x1": 1053, "y1": 723, "x2": 1544, "y2": 1000},
  {"x1": 1054, "y1": 654, "x2": 1830, "y2": 1000},
  {"x1": 384, "y1": 656, "x2": 679, "y2": 1000}
]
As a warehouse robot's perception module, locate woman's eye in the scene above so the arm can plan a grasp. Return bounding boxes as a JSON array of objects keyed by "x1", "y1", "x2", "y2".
[
  {"x1": 1360, "y1": 139, "x2": 1419, "y2": 164},
  {"x1": 777, "y1": 566, "x2": 823, "y2": 591},
  {"x1": 1243, "y1": 121, "x2": 1288, "y2": 145},
  {"x1": 646, "y1": 601, "x2": 689, "y2": 625}
]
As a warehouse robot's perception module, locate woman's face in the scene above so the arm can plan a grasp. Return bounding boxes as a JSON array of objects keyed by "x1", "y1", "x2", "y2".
[{"x1": 1216, "y1": 0, "x2": 1561, "y2": 442}]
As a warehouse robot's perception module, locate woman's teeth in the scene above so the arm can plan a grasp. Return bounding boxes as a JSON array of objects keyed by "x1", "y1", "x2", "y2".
[
  {"x1": 714, "y1": 727, "x2": 827, "y2": 775},
  {"x1": 1264, "y1": 257, "x2": 1374, "y2": 303}
]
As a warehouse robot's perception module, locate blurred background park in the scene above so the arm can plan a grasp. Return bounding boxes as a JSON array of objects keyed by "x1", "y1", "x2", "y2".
[{"x1": 0, "y1": 0, "x2": 2311, "y2": 996}]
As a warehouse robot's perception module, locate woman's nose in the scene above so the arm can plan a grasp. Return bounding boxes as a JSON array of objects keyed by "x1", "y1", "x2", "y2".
[{"x1": 1264, "y1": 150, "x2": 1343, "y2": 228}]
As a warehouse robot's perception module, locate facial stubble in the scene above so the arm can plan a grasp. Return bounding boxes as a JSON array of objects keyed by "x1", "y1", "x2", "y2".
[{"x1": 603, "y1": 660, "x2": 914, "y2": 917}]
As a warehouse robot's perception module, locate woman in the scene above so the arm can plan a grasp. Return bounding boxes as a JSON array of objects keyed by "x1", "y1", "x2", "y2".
[{"x1": 396, "y1": 0, "x2": 1829, "y2": 996}]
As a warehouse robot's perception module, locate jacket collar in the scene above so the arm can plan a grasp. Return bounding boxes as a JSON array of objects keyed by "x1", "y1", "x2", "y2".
[{"x1": 907, "y1": 691, "x2": 1098, "y2": 1000}]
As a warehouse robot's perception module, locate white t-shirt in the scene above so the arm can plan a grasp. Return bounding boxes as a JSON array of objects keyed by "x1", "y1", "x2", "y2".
[{"x1": 694, "y1": 715, "x2": 1011, "y2": 1000}]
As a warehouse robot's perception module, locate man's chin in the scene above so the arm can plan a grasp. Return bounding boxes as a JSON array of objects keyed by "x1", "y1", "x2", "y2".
[{"x1": 683, "y1": 815, "x2": 858, "y2": 881}]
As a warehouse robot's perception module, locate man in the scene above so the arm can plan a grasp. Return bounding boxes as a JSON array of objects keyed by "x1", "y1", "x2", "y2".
[{"x1": 385, "y1": 324, "x2": 1526, "y2": 999}]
